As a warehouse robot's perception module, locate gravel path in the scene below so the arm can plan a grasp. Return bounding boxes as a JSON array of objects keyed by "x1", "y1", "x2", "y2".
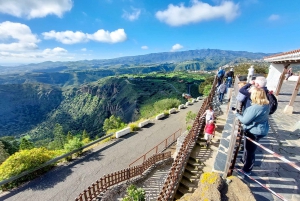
[{"x1": 0, "y1": 100, "x2": 203, "y2": 201}]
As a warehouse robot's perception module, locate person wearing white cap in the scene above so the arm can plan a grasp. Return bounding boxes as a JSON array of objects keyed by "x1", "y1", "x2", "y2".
[{"x1": 247, "y1": 66, "x2": 254, "y2": 83}]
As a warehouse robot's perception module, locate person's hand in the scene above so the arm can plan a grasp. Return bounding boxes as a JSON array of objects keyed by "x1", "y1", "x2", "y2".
[{"x1": 250, "y1": 80, "x2": 255, "y2": 85}]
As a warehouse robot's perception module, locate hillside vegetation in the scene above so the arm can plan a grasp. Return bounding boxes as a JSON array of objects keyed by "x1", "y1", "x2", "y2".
[{"x1": 0, "y1": 72, "x2": 208, "y2": 147}]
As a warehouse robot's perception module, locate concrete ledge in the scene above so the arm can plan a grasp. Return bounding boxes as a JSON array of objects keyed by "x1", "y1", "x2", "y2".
[
  {"x1": 138, "y1": 120, "x2": 150, "y2": 128},
  {"x1": 156, "y1": 113, "x2": 165, "y2": 120},
  {"x1": 191, "y1": 99, "x2": 196, "y2": 103},
  {"x1": 197, "y1": 96, "x2": 202, "y2": 101},
  {"x1": 287, "y1": 75, "x2": 299, "y2": 82},
  {"x1": 283, "y1": 105, "x2": 293, "y2": 114},
  {"x1": 169, "y1": 108, "x2": 176, "y2": 114},
  {"x1": 116, "y1": 127, "x2": 131, "y2": 138},
  {"x1": 185, "y1": 102, "x2": 191, "y2": 106},
  {"x1": 178, "y1": 104, "x2": 185, "y2": 110}
]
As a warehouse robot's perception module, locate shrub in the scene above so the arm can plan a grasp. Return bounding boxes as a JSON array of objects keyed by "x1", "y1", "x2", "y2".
[
  {"x1": 153, "y1": 98, "x2": 181, "y2": 112},
  {"x1": 129, "y1": 123, "x2": 139, "y2": 132},
  {"x1": 0, "y1": 147, "x2": 60, "y2": 189},
  {"x1": 203, "y1": 85, "x2": 212, "y2": 96},
  {"x1": 186, "y1": 111, "x2": 197, "y2": 124},
  {"x1": 187, "y1": 125, "x2": 192, "y2": 131},
  {"x1": 64, "y1": 137, "x2": 83, "y2": 157},
  {"x1": 122, "y1": 185, "x2": 145, "y2": 201}
]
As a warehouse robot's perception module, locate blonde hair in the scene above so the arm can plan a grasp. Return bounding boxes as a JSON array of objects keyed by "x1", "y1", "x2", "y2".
[
  {"x1": 238, "y1": 81, "x2": 247, "y2": 88},
  {"x1": 251, "y1": 88, "x2": 269, "y2": 105}
]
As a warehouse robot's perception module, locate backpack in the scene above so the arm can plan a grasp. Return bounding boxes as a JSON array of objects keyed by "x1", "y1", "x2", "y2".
[{"x1": 266, "y1": 91, "x2": 278, "y2": 115}]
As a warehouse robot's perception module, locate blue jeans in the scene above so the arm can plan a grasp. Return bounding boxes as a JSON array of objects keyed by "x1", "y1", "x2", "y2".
[
  {"x1": 227, "y1": 77, "x2": 232, "y2": 88},
  {"x1": 219, "y1": 92, "x2": 224, "y2": 102}
]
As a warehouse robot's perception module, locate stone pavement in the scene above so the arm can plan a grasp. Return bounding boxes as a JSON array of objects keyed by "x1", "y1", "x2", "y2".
[{"x1": 234, "y1": 81, "x2": 300, "y2": 201}]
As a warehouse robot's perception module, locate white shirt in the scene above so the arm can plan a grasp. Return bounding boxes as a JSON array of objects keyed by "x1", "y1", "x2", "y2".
[
  {"x1": 205, "y1": 109, "x2": 214, "y2": 121},
  {"x1": 248, "y1": 67, "x2": 254, "y2": 76}
]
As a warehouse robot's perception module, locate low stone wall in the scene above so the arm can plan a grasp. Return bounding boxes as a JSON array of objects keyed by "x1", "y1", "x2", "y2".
[
  {"x1": 116, "y1": 127, "x2": 131, "y2": 138},
  {"x1": 213, "y1": 91, "x2": 238, "y2": 174},
  {"x1": 178, "y1": 104, "x2": 185, "y2": 110},
  {"x1": 156, "y1": 113, "x2": 165, "y2": 120},
  {"x1": 169, "y1": 108, "x2": 176, "y2": 114},
  {"x1": 138, "y1": 119, "x2": 150, "y2": 128}
]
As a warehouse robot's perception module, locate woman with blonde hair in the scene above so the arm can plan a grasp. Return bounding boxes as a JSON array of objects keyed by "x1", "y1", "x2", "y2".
[{"x1": 233, "y1": 87, "x2": 270, "y2": 175}]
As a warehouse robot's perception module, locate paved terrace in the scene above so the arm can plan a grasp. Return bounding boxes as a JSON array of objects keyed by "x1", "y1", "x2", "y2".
[
  {"x1": 235, "y1": 81, "x2": 300, "y2": 201},
  {"x1": 0, "y1": 101, "x2": 203, "y2": 201}
]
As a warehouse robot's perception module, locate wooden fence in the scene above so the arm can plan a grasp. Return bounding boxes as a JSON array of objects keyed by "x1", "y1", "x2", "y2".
[
  {"x1": 75, "y1": 151, "x2": 171, "y2": 201},
  {"x1": 129, "y1": 128, "x2": 182, "y2": 167},
  {"x1": 157, "y1": 76, "x2": 218, "y2": 200}
]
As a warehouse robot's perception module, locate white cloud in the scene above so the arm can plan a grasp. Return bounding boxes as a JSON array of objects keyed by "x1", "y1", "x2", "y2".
[
  {"x1": 43, "y1": 30, "x2": 87, "y2": 44},
  {"x1": 0, "y1": 21, "x2": 39, "y2": 51},
  {"x1": 156, "y1": 0, "x2": 240, "y2": 26},
  {"x1": 81, "y1": 48, "x2": 87, "y2": 51},
  {"x1": 43, "y1": 29, "x2": 127, "y2": 44},
  {"x1": 171, "y1": 44, "x2": 183, "y2": 52},
  {"x1": 141, "y1": 46, "x2": 148, "y2": 50},
  {"x1": 268, "y1": 14, "x2": 280, "y2": 21},
  {"x1": 0, "y1": 0, "x2": 72, "y2": 19},
  {"x1": 122, "y1": 7, "x2": 141, "y2": 21}
]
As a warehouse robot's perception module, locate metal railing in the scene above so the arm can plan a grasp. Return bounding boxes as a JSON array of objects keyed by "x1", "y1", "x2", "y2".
[
  {"x1": 0, "y1": 133, "x2": 114, "y2": 187},
  {"x1": 157, "y1": 76, "x2": 217, "y2": 200},
  {"x1": 75, "y1": 152, "x2": 171, "y2": 201},
  {"x1": 129, "y1": 129, "x2": 182, "y2": 167}
]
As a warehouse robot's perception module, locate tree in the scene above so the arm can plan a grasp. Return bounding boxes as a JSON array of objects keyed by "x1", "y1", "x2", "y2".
[
  {"x1": 64, "y1": 137, "x2": 83, "y2": 157},
  {"x1": 103, "y1": 115, "x2": 125, "y2": 132},
  {"x1": 53, "y1": 123, "x2": 65, "y2": 149},
  {"x1": 19, "y1": 138, "x2": 35, "y2": 150},
  {"x1": 0, "y1": 141, "x2": 9, "y2": 164},
  {"x1": 82, "y1": 130, "x2": 90, "y2": 144},
  {"x1": 66, "y1": 131, "x2": 73, "y2": 142}
]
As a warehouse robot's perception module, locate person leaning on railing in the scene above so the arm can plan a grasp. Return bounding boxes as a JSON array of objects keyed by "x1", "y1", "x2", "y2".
[{"x1": 232, "y1": 87, "x2": 270, "y2": 176}]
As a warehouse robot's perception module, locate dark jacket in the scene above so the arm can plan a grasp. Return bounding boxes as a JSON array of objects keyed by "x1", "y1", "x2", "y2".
[
  {"x1": 226, "y1": 71, "x2": 234, "y2": 78},
  {"x1": 239, "y1": 83, "x2": 268, "y2": 108}
]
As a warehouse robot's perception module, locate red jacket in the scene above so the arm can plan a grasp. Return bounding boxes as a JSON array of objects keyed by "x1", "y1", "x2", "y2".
[{"x1": 205, "y1": 124, "x2": 215, "y2": 135}]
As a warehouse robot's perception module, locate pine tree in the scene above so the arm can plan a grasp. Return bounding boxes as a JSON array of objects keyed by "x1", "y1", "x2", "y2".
[
  {"x1": 53, "y1": 123, "x2": 65, "y2": 149},
  {"x1": 19, "y1": 137, "x2": 35, "y2": 150},
  {"x1": 67, "y1": 131, "x2": 73, "y2": 142},
  {"x1": 0, "y1": 141, "x2": 9, "y2": 164}
]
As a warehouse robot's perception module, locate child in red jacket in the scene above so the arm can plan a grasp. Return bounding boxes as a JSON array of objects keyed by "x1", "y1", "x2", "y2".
[{"x1": 204, "y1": 120, "x2": 216, "y2": 147}]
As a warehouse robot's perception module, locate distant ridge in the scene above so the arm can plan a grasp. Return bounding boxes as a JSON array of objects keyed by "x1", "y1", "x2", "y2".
[{"x1": 0, "y1": 49, "x2": 273, "y2": 75}]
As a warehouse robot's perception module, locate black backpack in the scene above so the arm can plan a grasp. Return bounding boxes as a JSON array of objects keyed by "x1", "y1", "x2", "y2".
[{"x1": 266, "y1": 91, "x2": 278, "y2": 115}]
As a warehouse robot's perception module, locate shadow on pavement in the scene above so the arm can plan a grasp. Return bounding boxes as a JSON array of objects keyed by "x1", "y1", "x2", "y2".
[{"x1": 0, "y1": 139, "x2": 123, "y2": 200}]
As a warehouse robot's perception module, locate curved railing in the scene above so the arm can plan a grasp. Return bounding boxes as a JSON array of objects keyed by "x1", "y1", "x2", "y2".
[
  {"x1": 157, "y1": 76, "x2": 217, "y2": 200},
  {"x1": 75, "y1": 152, "x2": 171, "y2": 201}
]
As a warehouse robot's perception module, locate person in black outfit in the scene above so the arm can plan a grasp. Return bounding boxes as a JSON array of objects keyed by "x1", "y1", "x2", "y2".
[{"x1": 225, "y1": 68, "x2": 234, "y2": 87}]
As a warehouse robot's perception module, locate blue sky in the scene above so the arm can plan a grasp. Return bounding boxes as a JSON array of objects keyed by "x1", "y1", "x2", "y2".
[{"x1": 0, "y1": 0, "x2": 300, "y2": 64}]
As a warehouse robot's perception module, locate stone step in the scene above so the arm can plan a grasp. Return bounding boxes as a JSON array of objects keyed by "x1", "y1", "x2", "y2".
[
  {"x1": 187, "y1": 159, "x2": 200, "y2": 168},
  {"x1": 174, "y1": 191, "x2": 184, "y2": 200},
  {"x1": 177, "y1": 184, "x2": 193, "y2": 195},
  {"x1": 180, "y1": 177, "x2": 198, "y2": 189},
  {"x1": 185, "y1": 164, "x2": 200, "y2": 175},
  {"x1": 182, "y1": 171, "x2": 199, "y2": 182}
]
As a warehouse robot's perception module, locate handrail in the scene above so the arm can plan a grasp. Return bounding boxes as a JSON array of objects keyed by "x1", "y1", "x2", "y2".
[
  {"x1": 157, "y1": 76, "x2": 218, "y2": 200},
  {"x1": 0, "y1": 133, "x2": 114, "y2": 187},
  {"x1": 129, "y1": 128, "x2": 182, "y2": 167},
  {"x1": 75, "y1": 152, "x2": 171, "y2": 201}
]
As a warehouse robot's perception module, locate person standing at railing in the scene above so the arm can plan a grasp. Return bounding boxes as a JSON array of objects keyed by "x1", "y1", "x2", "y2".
[
  {"x1": 233, "y1": 87, "x2": 270, "y2": 176},
  {"x1": 285, "y1": 67, "x2": 293, "y2": 80},
  {"x1": 225, "y1": 68, "x2": 234, "y2": 87},
  {"x1": 247, "y1": 65, "x2": 254, "y2": 83},
  {"x1": 217, "y1": 67, "x2": 225, "y2": 87},
  {"x1": 239, "y1": 76, "x2": 268, "y2": 109},
  {"x1": 217, "y1": 81, "x2": 227, "y2": 103}
]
